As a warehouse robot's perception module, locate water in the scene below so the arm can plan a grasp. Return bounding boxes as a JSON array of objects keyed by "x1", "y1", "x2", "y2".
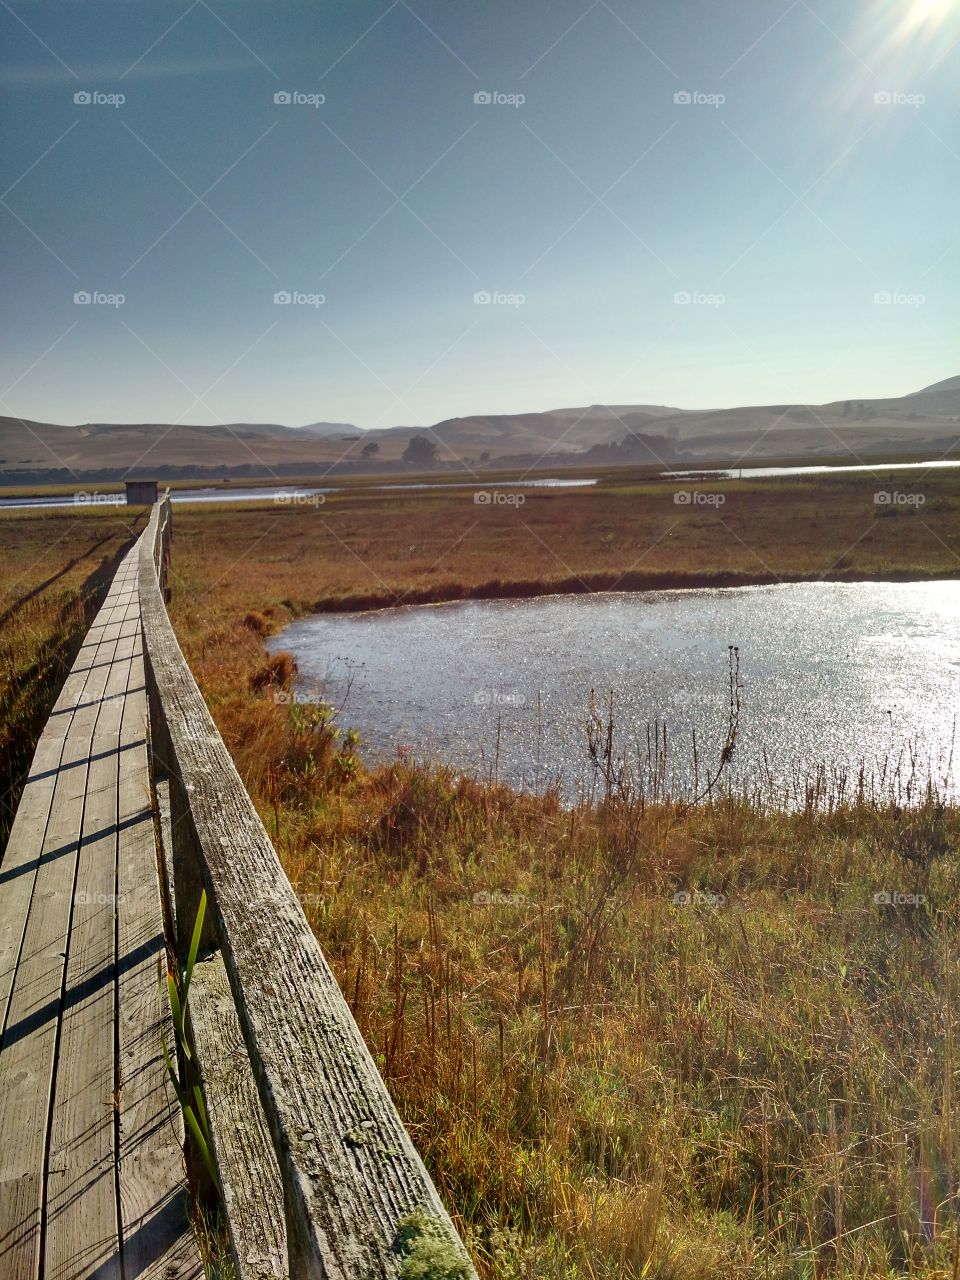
[
  {"x1": 666, "y1": 459, "x2": 960, "y2": 480},
  {"x1": 169, "y1": 485, "x2": 334, "y2": 505},
  {"x1": 0, "y1": 477, "x2": 596, "y2": 511},
  {"x1": 269, "y1": 582, "x2": 960, "y2": 802},
  {"x1": 371, "y1": 478, "x2": 598, "y2": 490},
  {"x1": 2, "y1": 464, "x2": 951, "y2": 510},
  {"x1": 0, "y1": 485, "x2": 334, "y2": 511}
]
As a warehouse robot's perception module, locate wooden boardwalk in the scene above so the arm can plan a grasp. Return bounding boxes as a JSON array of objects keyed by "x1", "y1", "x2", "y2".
[
  {"x1": 1, "y1": 498, "x2": 475, "y2": 1279},
  {"x1": 0, "y1": 541, "x2": 199, "y2": 1280}
]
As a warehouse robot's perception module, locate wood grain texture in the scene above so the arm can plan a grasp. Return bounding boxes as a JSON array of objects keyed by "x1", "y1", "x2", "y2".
[
  {"x1": 45, "y1": 610, "x2": 130, "y2": 1280},
  {"x1": 0, "y1": 598, "x2": 122, "y2": 1278},
  {"x1": 0, "y1": 547, "x2": 199, "y2": 1280},
  {"x1": 117, "y1": 626, "x2": 200, "y2": 1280},
  {"x1": 140, "y1": 497, "x2": 476, "y2": 1279},
  {"x1": 189, "y1": 954, "x2": 286, "y2": 1280}
]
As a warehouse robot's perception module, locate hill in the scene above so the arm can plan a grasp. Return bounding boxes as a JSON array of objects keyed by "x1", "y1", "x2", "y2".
[{"x1": 1, "y1": 377, "x2": 956, "y2": 482}]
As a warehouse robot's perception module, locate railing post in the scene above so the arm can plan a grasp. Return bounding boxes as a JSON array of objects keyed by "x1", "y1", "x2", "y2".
[
  {"x1": 167, "y1": 776, "x2": 218, "y2": 960},
  {"x1": 158, "y1": 495, "x2": 173, "y2": 604},
  {"x1": 143, "y1": 508, "x2": 214, "y2": 962},
  {"x1": 144, "y1": 657, "x2": 216, "y2": 960}
]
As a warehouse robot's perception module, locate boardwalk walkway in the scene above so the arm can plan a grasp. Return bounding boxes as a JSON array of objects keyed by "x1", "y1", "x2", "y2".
[
  {"x1": 1, "y1": 498, "x2": 475, "y2": 1280},
  {"x1": 0, "y1": 540, "x2": 199, "y2": 1279}
]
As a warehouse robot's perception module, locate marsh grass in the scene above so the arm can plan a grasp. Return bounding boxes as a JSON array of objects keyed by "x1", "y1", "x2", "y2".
[
  {"x1": 162, "y1": 471, "x2": 960, "y2": 620},
  {"x1": 167, "y1": 582, "x2": 959, "y2": 1278},
  {"x1": 0, "y1": 511, "x2": 138, "y2": 845}
]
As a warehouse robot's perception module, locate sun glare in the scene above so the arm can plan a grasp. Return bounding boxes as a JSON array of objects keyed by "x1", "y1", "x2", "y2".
[
  {"x1": 907, "y1": 0, "x2": 951, "y2": 26},
  {"x1": 872, "y1": 0, "x2": 959, "y2": 51}
]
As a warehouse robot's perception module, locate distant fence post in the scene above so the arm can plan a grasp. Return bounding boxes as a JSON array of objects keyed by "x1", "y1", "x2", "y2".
[{"x1": 158, "y1": 491, "x2": 173, "y2": 603}]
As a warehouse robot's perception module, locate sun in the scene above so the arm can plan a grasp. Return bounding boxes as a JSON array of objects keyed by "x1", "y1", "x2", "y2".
[
  {"x1": 894, "y1": 0, "x2": 955, "y2": 37},
  {"x1": 909, "y1": 0, "x2": 951, "y2": 20}
]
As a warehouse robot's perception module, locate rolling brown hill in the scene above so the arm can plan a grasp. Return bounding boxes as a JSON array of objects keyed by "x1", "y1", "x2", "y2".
[{"x1": 1, "y1": 378, "x2": 956, "y2": 483}]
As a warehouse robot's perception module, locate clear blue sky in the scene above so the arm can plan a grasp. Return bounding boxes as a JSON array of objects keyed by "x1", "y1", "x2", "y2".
[{"x1": 2, "y1": 0, "x2": 958, "y2": 428}]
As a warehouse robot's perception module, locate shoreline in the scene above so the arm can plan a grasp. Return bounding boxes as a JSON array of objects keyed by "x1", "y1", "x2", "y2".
[{"x1": 303, "y1": 566, "x2": 960, "y2": 616}]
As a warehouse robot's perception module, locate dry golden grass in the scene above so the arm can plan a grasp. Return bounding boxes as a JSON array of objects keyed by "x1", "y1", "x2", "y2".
[
  {"x1": 0, "y1": 507, "x2": 143, "y2": 843},
  {"x1": 3, "y1": 484, "x2": 959, "y2": 1278},
  {"x1": 159, "y1": 488, "x2": 959, "y2": 1280},
  {"x1": 158, "y1": 470, "x2": 960, "y2": 623}
]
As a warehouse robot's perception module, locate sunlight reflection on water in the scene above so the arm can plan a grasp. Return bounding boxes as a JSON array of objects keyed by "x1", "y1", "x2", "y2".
[{"x1": 270, "y1": 581, "x2": 960, "y2": 802}]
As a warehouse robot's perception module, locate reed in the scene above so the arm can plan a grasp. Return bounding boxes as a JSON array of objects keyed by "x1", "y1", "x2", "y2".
[{"x1": 161, "y1": 891, "x2": 219, "y2": 1199}]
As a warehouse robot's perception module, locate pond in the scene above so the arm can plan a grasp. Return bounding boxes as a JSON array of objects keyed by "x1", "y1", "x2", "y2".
[
  {"x1": 268, "y1": 581, "x2": 960, "y2": 803},
  {"x1": 0, "y1": 477, "x2": 597, "y2": 511},
  {"x1": 665, "y1": 459, "x2": 960, "y2": 480},
  {"x1": 0, "y1": 485, "x2": 334, "y2": 511}
]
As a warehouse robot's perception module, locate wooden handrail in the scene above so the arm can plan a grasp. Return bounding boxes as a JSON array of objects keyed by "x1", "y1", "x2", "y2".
[{"x1": 139, "y1": 496, "x2": 476, "y2": 1279}]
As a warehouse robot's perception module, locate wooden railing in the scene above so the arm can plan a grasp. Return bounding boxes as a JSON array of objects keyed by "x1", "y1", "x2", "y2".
[{"x1": 139, "y1": 495, "x2": 476, "y2": 1279}]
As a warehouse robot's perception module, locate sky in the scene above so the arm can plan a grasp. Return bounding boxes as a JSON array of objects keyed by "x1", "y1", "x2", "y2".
[{"x1": 1, "y1": 0, "x2": 958, "y2": 429}]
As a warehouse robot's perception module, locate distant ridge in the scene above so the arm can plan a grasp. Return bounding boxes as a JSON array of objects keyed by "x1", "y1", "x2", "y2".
[
  {"x1": 2, "y1": 376, "x2": 957, "y2": 482},
  {"x1": 913, "y1": 375, "x2": 960, "y2": 394}
]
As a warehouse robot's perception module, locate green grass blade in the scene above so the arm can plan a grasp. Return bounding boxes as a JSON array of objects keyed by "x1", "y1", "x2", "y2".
[
  {"x1": 192, "y1": 1083, "x2": 210, "y2": 1138},
  {"x1": 166, "y1": 969, "x2": 191, "y2": 1061},
  {"x1": 181, "y1": 888, "x2": 207, "y2": 1007},
  {"x1": 161, "y1": 1032, "x2": 190, "y2": 1114},
  {"x1": 184, "y1": 1104, "x2": 220, "y2": 1191}
]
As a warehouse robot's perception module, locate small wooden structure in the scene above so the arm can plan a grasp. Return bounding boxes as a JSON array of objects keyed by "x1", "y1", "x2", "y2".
[{"x1": 125, "y1": 479, "x2": 159, "y2": 506}]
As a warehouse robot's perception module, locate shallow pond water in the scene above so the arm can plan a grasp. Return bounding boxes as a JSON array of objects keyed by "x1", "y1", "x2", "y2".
[
  {"x1": 0, "y1": 485, "x2": 334, "y2": 511},
  {"x1": 666, "y1": 459, "x2": 960, "y2": 480},
  {"x1": 269, "y1": 581, "x2": 960, "y2": 802}
]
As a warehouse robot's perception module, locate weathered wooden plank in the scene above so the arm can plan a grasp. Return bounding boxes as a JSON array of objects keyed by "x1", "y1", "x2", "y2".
[
  {"x1": 0, "y1": 547, "x2": 190, "y2": 1280},
  {"x1": 0, "y1": 697, "x2": 80, "y2": 1036},
  {"x1": 117, "y1": 636, "x2": 200, "y2": 1280},
  {"x1": 140, "y1": 498, "x2": 476, "y2": 1277},
  {"x1": 0, "y1": 572, "x2": 137, "y2": 958},
  {"x1": 44, "y1": 640, "x2": 130, "y2": 1280},
  {"x1": 189, "y1": 954, "x2": 286, "y2": 1280},
  {"x1": 0, "y1": 627, "x2": 121, "y2": 1279}
]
